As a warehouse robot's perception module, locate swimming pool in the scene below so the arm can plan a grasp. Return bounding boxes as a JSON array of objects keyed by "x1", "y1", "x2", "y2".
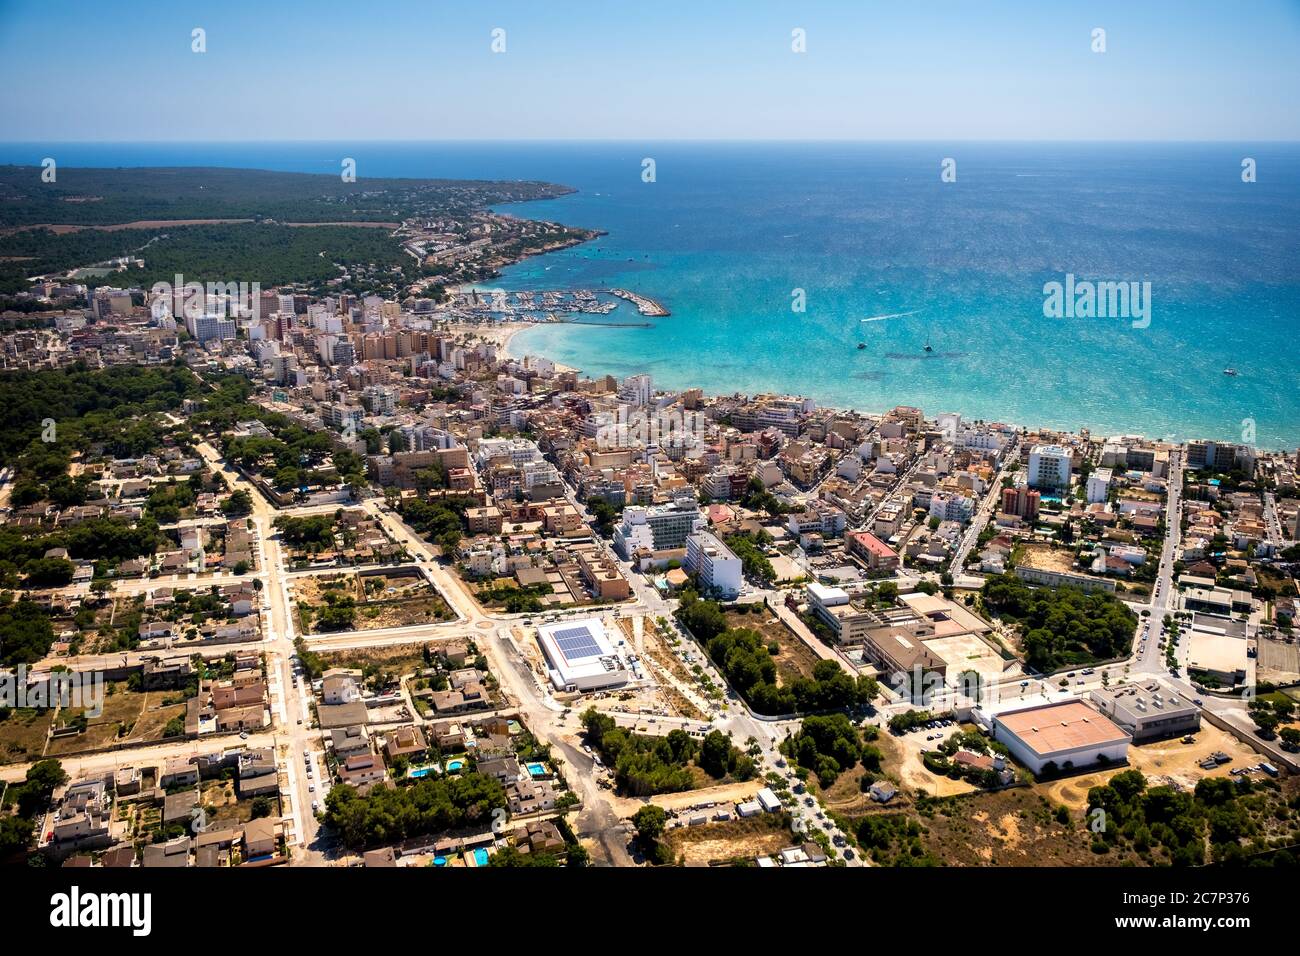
[
  {"x1": 472, "y1": 847, "x2": 489, "y2": 866},
  {"x1": 407, "y1": 764, "x2": 441, "y2": 779},
  {"x1": 526, "y1": 762, "x2": 546, "y2": 777},
  {"x1": 446, "y1": 759, "x2": 465, "y2": 772}
]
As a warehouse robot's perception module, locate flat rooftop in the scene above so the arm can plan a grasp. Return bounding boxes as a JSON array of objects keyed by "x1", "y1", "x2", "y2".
[
  {"x1": 536, "y1": 617, "x2": 625, "y2": 685},
  {"x1": 900, "y1": 592, "x2": 992, "y2": 638},
  {"x1": 1090, "y1": 680, "x2": 1198, "y2": 724},
  {"x1": 996, "y1": 701, "x2": 1130, "y2": 756},
  {"x1": 1188, "y1": 631, "x2": 1249, "y2": 675}
]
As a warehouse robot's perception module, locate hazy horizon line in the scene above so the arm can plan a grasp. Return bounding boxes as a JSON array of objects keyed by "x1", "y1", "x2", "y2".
[{"x1": 4, "y1": 138, "x2": 1300, "y2": 146}]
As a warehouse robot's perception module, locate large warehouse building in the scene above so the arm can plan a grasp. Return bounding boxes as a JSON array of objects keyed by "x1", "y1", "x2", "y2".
[
  {"x1": 990, "y1": 700, "x2": 1131, "y2": 776},
  {"x1": 536, "y1": 618, "x2": 628, "y2": 693}
]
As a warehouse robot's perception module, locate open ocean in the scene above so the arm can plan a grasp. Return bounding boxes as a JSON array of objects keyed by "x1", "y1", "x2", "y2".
[{"x1": 3, "y1": 141, "x2": 1298, "y2": 446}]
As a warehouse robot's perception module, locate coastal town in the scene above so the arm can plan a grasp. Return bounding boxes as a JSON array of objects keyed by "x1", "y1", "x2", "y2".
[{"x1": 2, "y1": 252, "x2": 1298, "y2": 871}]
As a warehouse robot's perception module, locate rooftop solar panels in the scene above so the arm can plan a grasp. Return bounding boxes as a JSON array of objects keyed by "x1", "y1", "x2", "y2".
[{"x1": 552, "y1": 625, "x2": 603, "y2": 662}]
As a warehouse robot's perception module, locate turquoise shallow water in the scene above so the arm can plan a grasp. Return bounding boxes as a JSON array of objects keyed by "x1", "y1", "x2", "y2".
[{"x1": 2, "y1": 141, "x2": 1297, "y2": 445}]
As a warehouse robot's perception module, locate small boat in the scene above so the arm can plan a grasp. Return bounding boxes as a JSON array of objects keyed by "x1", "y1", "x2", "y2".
[
  {"x1": 922, "y1": 336, "x2": 933, "y2": 353},
  {"x1": 1223, "y1": 367, "x2": 1238, "y2": 376},
  {"x1": 857, "y1": 342, "x2": 866, "y2": 350}
]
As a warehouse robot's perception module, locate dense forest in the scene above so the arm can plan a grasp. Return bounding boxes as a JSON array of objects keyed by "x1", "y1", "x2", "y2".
[
  {"x1": 322, "y1": 772, "x2": 506, "y2": 850},
  {"x1": 0, "y1": 164, "x2": 576, "y2": 227},
  {"x1": 0, "y1": 363, "x2": 197, "y2": 467},
  {"x1": 0, "y1": 222, "x2": 416, "y2": 293},
  {"x1": 1086, "y1": 769, "x2": 1300, "y2": 865}
]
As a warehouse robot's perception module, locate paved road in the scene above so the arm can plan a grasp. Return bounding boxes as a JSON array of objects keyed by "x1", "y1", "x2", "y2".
[{"x1": 949, "y1": 437, "x2": 1021, "y2": 575}]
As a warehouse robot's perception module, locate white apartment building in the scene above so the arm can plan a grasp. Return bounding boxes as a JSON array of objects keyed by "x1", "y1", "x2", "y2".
[
  {"x1": 614, "y1": 497, "x2": 706, "y2": 558},
  {"x1": 476, "y1": 437, "x2": 543, "y2": 467},
  {"x1": 617, "y1": 373, "x2": 654, "y2": 407},
  {"x1": 1086, "y1": 467, "x2": 1113, "y2": 504},
  {"x1": 1027, "y1": 444, "x2": 1072, "y2": 490},
  {"x1": 684, "y1": 531, "x2": 743, "y2": 598},
  {"x1": 929, "y1": 491, "x2": 975, "y2": 524}
]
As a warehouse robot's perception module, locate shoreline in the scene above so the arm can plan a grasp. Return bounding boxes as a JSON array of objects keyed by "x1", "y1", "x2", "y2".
[
  {"x1": 495, "y1": 319, "x2": 1289, "y2": 451},
  {"x1": 448, "y1": 317, "x2": 581, "y2": 375}
]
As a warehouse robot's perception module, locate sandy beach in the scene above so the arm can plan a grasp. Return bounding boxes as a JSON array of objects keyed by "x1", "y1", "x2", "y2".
[{"x1": 444, "y1": 318, "x2": 579, "y2": 374}]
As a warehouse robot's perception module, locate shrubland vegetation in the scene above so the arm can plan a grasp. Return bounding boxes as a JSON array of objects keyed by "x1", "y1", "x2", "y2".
[
  {"x1": 676, "y1": 592, "x2": 875, "y2": 715},
  {"x1": 580, "y1": 708, "x2": 754, "y2": 797}
]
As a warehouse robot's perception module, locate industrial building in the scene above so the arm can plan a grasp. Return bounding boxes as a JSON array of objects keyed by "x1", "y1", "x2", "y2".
[
  {"x1": 1089, "y1": 679, "x2": 1201, "y2": 742},
  {"x1": 989, "y1": 700, "x2": 1131, "y2": 776},
  {"x1": 1186, "y1": 614, "x2": 1251, "y2": 686},
  {"x1": 535, "y1": 618, "x2": 628, "y2": 693}
]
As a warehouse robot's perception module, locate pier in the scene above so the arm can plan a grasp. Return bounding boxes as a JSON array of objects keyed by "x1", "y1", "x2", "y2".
[{"x1": 607, "y1": 289, "x2": 671, "y2": 316}]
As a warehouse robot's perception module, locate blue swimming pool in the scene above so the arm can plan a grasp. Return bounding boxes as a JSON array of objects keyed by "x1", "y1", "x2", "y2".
[
  {"x1": 446, "y1": 759, "x2": 465, "y2": 772},
  {"x1": 526, "y1": 762, "x2": 546, "y2": 777},
  {"x1": 473, "y1": 847, "x2": 489, "y2": 866}
]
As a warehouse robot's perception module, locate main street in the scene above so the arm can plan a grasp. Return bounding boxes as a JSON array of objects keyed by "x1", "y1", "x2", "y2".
[
  {"x1": 195, "y1": 439, "x2": 324, "y2": 861},
  {"x1": 949, "y1": 436, "x2": 1021, "y2": 575},
  {"x1": 356, "y1": 496, "x2": 634, "y2": 865}
]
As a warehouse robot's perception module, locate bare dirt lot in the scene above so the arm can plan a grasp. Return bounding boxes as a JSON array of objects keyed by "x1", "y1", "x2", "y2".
[
  {"x1": 44, "y1": 685, "x2": 189, "y2": 757},
  {"x1": 612, "y1": 778, "x2": 763, "y2": 818},
  {"x1": 879, "y1": 730, "x2": 979, "y2": 799},
  {"x1": 292, "y1": 570, "x2": 452, "y2": 634},
  {"x1": 1257, "y1": 634, "x2": 1300, "y2": 683},
  {"x1": 663, "y1": 812, "x2": 793, "y2": 866},
  {"x1": 319, "y1": 643, "x2": 445, "y2": 676},
  {"x1": 0, "y1": 709, "x2": 55, "y2": 764},
  {"x1": 1039, "y1": 722, "x2": 1265, "y2": 811}
]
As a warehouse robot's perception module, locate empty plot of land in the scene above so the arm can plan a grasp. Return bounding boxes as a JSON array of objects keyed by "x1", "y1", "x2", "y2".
[
  {"x1": 45, "y1": 686, "x2": 188, "y2": 756},
  {"x1": 612, "y1": 779, "x2": 762, "y2": 818},
  {"x1": 0, "y1": 709, "x2": 55, "y2": 764},
  {"x1": 319, "y1": 644, "x2": 440, "y2": 675},
  {"x1": 1257, "y1": 636, "x2": 1300, "y2": 680},
  {"x1": 722, "y1": 609, "x2": 821, "y2": 686},
  {"x1": 292, "y1": 569, "x2": 452, "y2": 634},
  {"x1": 884, "y1": 735, "x2": 978, "y2": 799},
  {"x1": 923, "y1": 789, "x2": 1106, "y2": 866},
  {"x1": 663, "y1": 813, "x2": 793, "y2": 867},
  {"x1": 1039, "y1": 723, "x2": 1264, "y2": 811}
]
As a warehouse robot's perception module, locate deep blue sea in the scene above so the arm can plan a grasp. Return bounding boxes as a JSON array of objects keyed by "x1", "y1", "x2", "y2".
[{"x1": 3, "y1": 141, "x2": 1298, "y2": 446}]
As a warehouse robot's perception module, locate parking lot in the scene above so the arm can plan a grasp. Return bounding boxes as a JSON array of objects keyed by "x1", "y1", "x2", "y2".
[{"x1": 884, "y1": 716, "x2": 980, "y2": 798}]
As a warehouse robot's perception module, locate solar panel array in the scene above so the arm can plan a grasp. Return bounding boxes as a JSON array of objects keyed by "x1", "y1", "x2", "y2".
[{"x1": 552, "y1": 625, "x2": 603, "y2": 662}]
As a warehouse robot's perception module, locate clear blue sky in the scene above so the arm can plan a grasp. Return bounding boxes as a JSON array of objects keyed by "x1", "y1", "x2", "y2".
[{"x1": 2, "y1": 0, "x2": 1298, "y2": 141}]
